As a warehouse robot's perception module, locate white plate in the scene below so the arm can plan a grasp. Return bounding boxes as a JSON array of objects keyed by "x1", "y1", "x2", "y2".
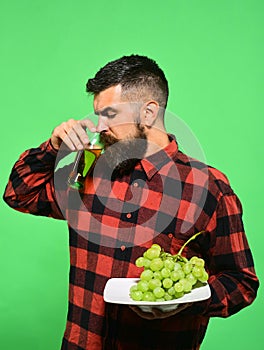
[{"x1": 103, "y1": 278, "x2": 211, "y2": 312}]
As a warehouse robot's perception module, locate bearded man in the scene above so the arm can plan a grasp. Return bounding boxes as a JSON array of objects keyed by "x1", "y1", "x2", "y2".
[{"x1": 3, "y1": 55, "x2": 259, "y2": 350}]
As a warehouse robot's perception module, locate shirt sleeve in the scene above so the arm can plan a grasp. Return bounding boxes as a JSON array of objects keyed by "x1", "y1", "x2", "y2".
[
  {"x1": 203, "y1": 190, "x2": 259, "y2": 317},
  {"x1": 3, "y1": 139, "x2": 68, "y2": 220},
  {"x1": 182, "y1": 177, "x2": 259, "y2": 318}
]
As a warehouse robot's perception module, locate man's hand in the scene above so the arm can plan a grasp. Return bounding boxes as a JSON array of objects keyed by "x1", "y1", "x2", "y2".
[
  {"x1": 51, "y1": 118, "x2": 97, "y2": 151},
  {"x1": 129, "y1": 303, "x2": 193, "y2": 320}
]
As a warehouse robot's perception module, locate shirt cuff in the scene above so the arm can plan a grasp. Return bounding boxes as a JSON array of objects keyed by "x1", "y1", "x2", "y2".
[
  {"x1": 180, "y1": 296, "x2": 211, "y2": 316},
  {"x1": 46, "y1": 139, "x2": 59, "y2": 156}
]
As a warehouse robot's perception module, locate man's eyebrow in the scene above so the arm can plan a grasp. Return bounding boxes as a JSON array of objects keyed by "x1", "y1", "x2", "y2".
[{"x1": 94, "y1": 106, "x2": 118, "y2": 115}]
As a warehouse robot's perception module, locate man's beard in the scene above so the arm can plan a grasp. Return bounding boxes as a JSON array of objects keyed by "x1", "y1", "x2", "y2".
[{"x1": 99, "y1": 123, "x2": 148, "y2": 178}]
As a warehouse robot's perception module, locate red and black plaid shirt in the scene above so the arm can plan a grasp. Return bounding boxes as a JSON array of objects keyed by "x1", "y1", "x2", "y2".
[{"x1": 3, "y1": 136, "x2": 259, "y2": 350}]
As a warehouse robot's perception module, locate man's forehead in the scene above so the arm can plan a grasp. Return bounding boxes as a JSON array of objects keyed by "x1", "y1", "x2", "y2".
[{"x1": 93, "y1": 85, "x2": 122, "y2": 112}]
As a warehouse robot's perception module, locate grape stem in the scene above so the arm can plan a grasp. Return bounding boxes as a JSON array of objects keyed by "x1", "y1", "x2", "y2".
[{"x1": 177, "y1": 231, "x2": 206, "y2": 257}]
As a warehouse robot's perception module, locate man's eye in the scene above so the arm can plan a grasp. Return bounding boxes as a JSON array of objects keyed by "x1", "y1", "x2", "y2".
[{"x1": 106, "y1": 113, "x2": 116, "y2": 119}]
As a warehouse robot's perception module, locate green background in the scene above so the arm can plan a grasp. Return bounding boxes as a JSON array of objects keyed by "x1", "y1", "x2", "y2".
[{"x1": 0, "y1": 1, "x2": 263, "y2": 349}]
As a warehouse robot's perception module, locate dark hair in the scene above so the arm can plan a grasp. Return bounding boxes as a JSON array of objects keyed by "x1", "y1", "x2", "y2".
[{"x1": 86, "y1": 55, "x2": 169, "y2": 108}]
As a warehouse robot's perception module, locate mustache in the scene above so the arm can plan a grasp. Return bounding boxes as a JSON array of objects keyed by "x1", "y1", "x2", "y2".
[
  {"x1": 99, "y1": 132, "x2": 119, "y2": 148},
  {"x1": 99, "y1": 123, "x2": 146, "y2": 147}
]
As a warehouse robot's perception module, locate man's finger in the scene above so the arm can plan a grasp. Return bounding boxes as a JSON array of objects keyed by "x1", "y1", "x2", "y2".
[
  {"x1": 61, "y1": 131, "x2": 76, "y2": 151},
  {"x1": 71, "y1": 122, "x2": 89, "y2": 146},
  {"x1": 79, "y1": 118, "x2": 97, "y2": 132}
]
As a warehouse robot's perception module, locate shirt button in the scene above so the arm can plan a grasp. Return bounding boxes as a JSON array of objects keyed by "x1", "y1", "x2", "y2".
[
  {"x1": 126, "y1": 213, "x2": 132, "y2": 219},
  {"x1": 133, "y1": 182, "x2": 139, "y2": 187},
  {"x1": 120, "y1": 245, "x2": 126, "y2": 251},
  {"x1": 168, "y1": 233, "x2": 173, "y2": 238}
]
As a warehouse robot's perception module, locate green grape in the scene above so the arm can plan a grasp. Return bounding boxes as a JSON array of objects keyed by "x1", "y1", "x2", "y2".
[
  {"x1": 148, "y1": 278, "x2": 162, "y2": 290},
  {"x1": 142, "y1": 291, "x2": 155, "y2": 301},
  {"x1": 192, "y1": 266, "x2": 203, "y2": 278},
  {"x1": 153, "y1": 271, "x2": 163, "y2": 280},
  {"x1": 137, "y1": 280, "x2": 149, "y2": 292},
  {"x1": 167, "y1": 286, "x2": 175, "y2": 296},
  {"x1": 195, "y1": 258, "x2": 205, "y2": 267},
  {"x1": 153, "y1": 287, "x2": 165, "y2": 298},
  {"x1": 170, "y1": 270, "x2": 179, "y2": 282},
  {"x1": 161, "y1": 267, "x2": 171, "y2": 278},
  {"x1": 164, "y1": 259, "x2": 175, "y2": 271},
  {"x1": 198, "y1": 271, "x2": 209, "y2": 283},
  {"x1": 151, "y1": 244, "x2": 162, "y2": 252},
  {"x1": 190, "y1": 256, "x2": 199, "y2": 264},
  {"x1": 171, "y1": 269, "x2": 185, "y2": 282},
  {"x1": 143, "y1": 258, "x2": 151, "y2": 268},
  {"x1": 130, "y1": 290, "x2": 143, "y2": 301},
  {"x1": 180, "y1": 278, "x2": 192, "y2": 292},
  {"x1": 162, "y1": 278, "x2": 173, "y2": 289},
  {"x1": 135, "y1": 257, "x2": 145, "y2": 267},
  {"x1": 150, "y1": 258, "x2": 164, "y2": 271},
  {"x1": 155, "y1": 298, "x2": 165, "y2": 302},
  {"x1": 164, "y1": 292, "x2": 173, "y2": 301},
  {"x1": 186, "y1": 273, "x2": 197, "y2": 286},
  {"x1": 174, "y1": 281, "x2": 184, "y2": 293},
  {"x1": 143, "y1": 251, "x2": 148, "y2": 258},
  {"x1": 140, "y1": 269, "x2": 154, "y2": 281},
  {"x1": 145, "y1": 248, "x2": 160, "y2": 260},
  {"x1": 174, "y1": 291, "x2": 184, "y2": 299},
  {"x1": 130, "y1": 285, "x2": 138, "y2": 293},
  {"x1": 182, "y1": 262, "x2": 192, "y2": 274},
  {"x1": 174, "y1": 262, "x2": 182, "y2": 271}
]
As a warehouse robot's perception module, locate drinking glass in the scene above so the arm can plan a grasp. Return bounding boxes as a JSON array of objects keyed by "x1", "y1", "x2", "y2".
[{"x1": 67, "y1": 132, "x2": 103, "y2": 190}]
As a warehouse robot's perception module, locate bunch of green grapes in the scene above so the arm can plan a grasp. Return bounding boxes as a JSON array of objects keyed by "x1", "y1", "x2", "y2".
[{"x1": 130, "y1": 231, "x2": 209, "y2": 302}]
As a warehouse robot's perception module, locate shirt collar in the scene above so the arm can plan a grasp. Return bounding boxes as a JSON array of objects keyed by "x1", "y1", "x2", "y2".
[{"x1": 140, "y1": 134, "x2": 179, "y2": 180}]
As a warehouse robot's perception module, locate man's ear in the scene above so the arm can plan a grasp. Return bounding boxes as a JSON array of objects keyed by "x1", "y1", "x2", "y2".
[{"x1": 140, "y1": 101, "x2": 159, "y2": 127}]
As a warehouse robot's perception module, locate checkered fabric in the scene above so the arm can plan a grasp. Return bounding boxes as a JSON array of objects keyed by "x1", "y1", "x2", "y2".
[{"x1": 3, "y1": 136, "x2": 259, "y2": 350}]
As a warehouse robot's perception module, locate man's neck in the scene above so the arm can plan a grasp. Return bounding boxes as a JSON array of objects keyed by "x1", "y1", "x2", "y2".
[{"x1": 145, "y1": 129, "x2": 170, "y2": 157}]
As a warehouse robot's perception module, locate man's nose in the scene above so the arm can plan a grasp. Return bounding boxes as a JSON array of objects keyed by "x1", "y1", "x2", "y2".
[{"x1": 96, "y1": 116, "x2": 109, "y2": 133}]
